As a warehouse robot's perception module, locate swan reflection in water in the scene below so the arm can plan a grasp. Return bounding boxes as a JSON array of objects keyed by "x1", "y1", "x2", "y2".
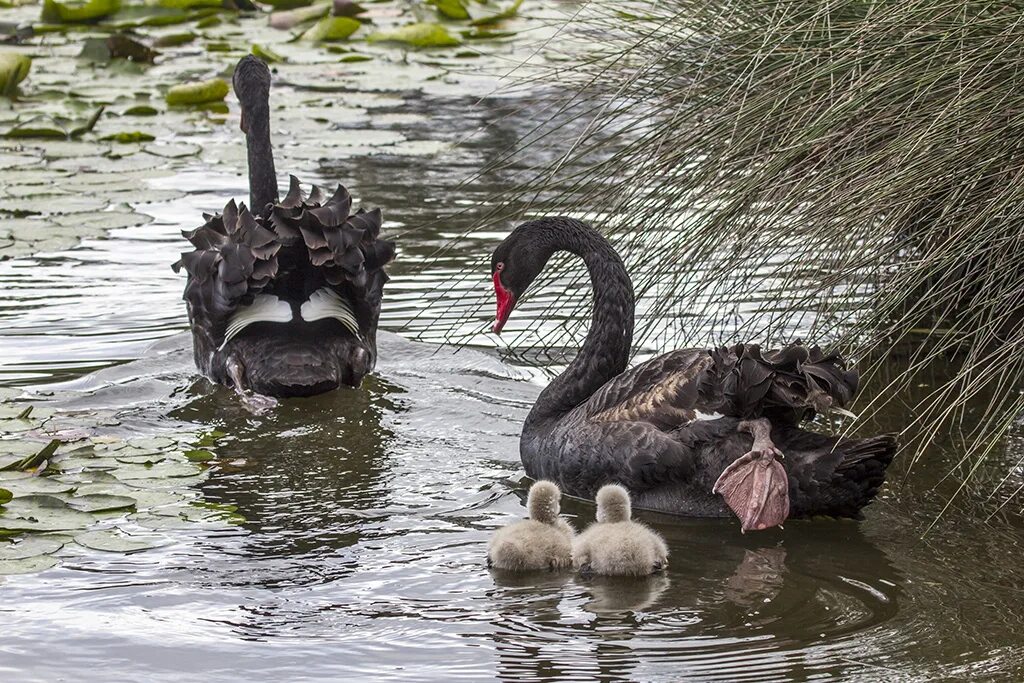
[{"x1": 171, "y1": 373, "x2": 399, "y2": 584}]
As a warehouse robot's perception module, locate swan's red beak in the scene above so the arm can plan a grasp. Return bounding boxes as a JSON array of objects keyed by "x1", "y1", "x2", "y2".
[{"x1": 493, "y1": 271, "x2": 515, "y2": 334}]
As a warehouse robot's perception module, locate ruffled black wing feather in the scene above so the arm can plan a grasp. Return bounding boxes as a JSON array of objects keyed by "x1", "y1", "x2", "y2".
[{"x1": 174, "y1": 176, "x2": 395, "y2": 373}]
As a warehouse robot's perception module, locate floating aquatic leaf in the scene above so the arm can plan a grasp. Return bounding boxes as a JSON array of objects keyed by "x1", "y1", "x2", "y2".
[
  {"x1": 122, "y1": 105, "x2": 158, "y2": 116},
  {"x1": 165, "y1": 78, "x2": 228, "y2": 106},
  {"x1": 127, "y1": 436, "x2": 176, "y2": 450},
  {"x1": 114, "y1": 453, "x2": 166, "y2": 465},
  {"x1": 0, "y1": 477, "x2": 75, "y2": 496},
  {"x1": 367, "y1": 22, "x2": 460, "y2": 48},
  {"x1": 113, "y1": 461, "x2": 201, "y2": 480},
  {"x1": 153, "y1": 32, "x2": 195, "y2": 47},
  {"x1": 68, "y1": 106, "x2": 104, "y2": 138},
  {"x1": 468, "y1": 0, "x2": 522, "y2": 25},
  {"x1": 67, "y1": 494, "x2": 136, "y2": 512},
  {"x1": 194, "y1": 429, "x2": 226, "y2": 448},
  {"x1": 143, "y1": 141, "x2": 199, "y2": 157},
  {"x1": 75, "y1": 528, "x2": 156, "y2": 552},
  {"x1": 0, "y1": 52, "x2": 29, "y2": 97},
  {"x1": 0, "y1": 488, "x2": 10, "y2": 505},
  {"x1": 0, "y1": 439, "x2": 60, "y2": 472},
  {"x1": 40, "y1": 0, "x2": 121, "y2": 23},
  {"x1": 0, "y1": 494, "x2": 96, "y2": 532},
  {"x1": 0, "y1": 555, "x2": 59, "y2": 574},
  {"x1": 429, "y1": 0, "x2": 468, "y2": 20},
  {"x1": 183, "y1": 449, "x2": 214, "y2": 462},
  {"x1": 338, "y1": 53, "x2": 371, "y2": 63},
  {"x1": 301, "y1": 15, "x2": 360, "y2": 42},
  {"x1": 101, "y1": 131, "x2": 155, "y2": 143},
  {"x1": 251, "y1": 43, "x2": 285, "y2": 63},
  {"x1": 269, "y1": 2, "x2": 327, "y2": 29},
  {"x1": 53, "y1": 210, "x2": 153, "y2": 231},
  {"x1": 0, "y1": 534, "x2": 67, "y2": 560},
  {"x1": 3, "y1": 121, "x2": 64, "y2": 139},
  {"x1": 460, "y1": 28, "x2": 515, "y2": 40}
]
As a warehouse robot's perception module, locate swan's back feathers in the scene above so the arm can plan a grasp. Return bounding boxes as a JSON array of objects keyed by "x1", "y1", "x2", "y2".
[{"x1": 527, "y1": 480, "x2": 562, "y2": 524}]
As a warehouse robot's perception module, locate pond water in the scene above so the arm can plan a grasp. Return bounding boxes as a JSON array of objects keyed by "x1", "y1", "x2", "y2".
[{"x1": 3, "y1": 3, "x2": 1024, "y2": 681}]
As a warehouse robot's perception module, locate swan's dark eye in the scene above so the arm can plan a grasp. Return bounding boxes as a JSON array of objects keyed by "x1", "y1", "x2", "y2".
[{"x1": 496, "y1": 262, "x2": 505, "y2": 272}]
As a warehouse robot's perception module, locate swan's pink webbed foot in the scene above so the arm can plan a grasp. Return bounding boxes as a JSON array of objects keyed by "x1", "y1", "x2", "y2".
[{"x1": 713, "y1": 418, "x2": 790, "y2": 533}]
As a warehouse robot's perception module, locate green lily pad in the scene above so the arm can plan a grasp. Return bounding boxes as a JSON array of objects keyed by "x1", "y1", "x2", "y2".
[
  {"x1": 301, "y1": 15, "x2": 360, "y2": 42},
  {"x1": 430, "y1": 0, "x2": 468, "y2": 20},
  {"x1": 183, "y1": 449, "x2": 214, "y2": 463},
  {"x1": 165, "y1": 78, "x2": 228, "y2": 106},
  {"x1": 0, "y1": 52, "x2": 30, "y2": 97},
  {"x1": 469, "y1": 0, "x2": 522, "y2": 25},
  {"x1": 0, "y1": 494, "x2": 96, "y2": 532},
  {"x1": 153, "y1": 32, "x2": 195, "y2": 47},
  {"x1": 0, "y1": 439, "x2": 60, "y2": 472},
  {"x1": 75, "y1": 528, "x2": 156, "y2": 553},
  {"x1": 367, "y1": 23, "x2": 461, "y2": 48},
  {"x1": 66, "y1": 494, "x2": 136, "y2": 513},
  {"x1": 127, "y1": 436, "x2": 177, "y2": 450},
  {"x1": 41, "y1": 0, "x2": 121, "y2": 23},
  {"x1": 101, "y1": 131, "x2": 156, "y2": 143},
  {"x1": 0, "y1": 488, "x2": 10, "y2": 505},
  {"x1": 0, "y1": 555, "x2": 59, "y2": 574},
  {"x1": 0, "y1": 534, "x2": 68, "y2": 560},
  {"x1": 269, "y1": 2, "x2": 328, "y2": 29},
  {"x1": 122, "y1": 105, "x2": 158, "y2": 116},
  {"x1": 0, "y1": 477, "x2": 75, "y2": 496},
  {"x1": 338, "y1": 53, "x2": 372, "y2": 63},
  {"x1": 251, "y1": 44, "x2": 285, "y2": 63},
  {"x1": 113, "y1": 461, "x2": 201, "y2": 480}
]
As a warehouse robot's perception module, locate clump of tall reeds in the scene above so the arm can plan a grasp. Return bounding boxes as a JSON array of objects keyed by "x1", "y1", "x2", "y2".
[{"x1": 433, "y1": 0, "x2": 1024, "y2": 505}]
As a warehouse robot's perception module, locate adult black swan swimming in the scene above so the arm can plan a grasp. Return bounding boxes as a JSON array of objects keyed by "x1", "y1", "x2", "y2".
[
  {"x1": 173, "y1": 56, "x2": 395, "y2": 404},
  {"x1": 490, "y1": 217, "x2": 896, "y2": 532}
]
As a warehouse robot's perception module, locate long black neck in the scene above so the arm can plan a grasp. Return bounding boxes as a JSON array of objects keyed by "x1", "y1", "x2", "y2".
[
  {"x1": 243, "y1": 96, "x2": 278, "y2": 211},
  {"x1": 524, "y1": 218, "x2": 634, "y2": 429}
]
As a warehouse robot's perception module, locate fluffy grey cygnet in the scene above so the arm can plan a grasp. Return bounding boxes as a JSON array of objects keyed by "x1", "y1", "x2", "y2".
[
  {"x1": 572, "y1": 484, "x2": 668, "y2": 577},
  {"x1": 488, "y1": 481, "x2": 575, "y2": 571}
]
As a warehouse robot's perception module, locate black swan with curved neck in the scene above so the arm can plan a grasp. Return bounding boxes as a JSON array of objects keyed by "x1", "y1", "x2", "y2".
[
  {"x1": 491, "y1": 217, "x2": 896, "y2": 532},
  {"x1": 173, "y1": 56, "x2": 395, "y2": 403}
]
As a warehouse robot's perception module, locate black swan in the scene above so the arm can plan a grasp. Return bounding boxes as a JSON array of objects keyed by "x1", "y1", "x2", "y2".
[
  {"x1": 173, "y1": 55, "x2": 395, "y2": 404},
  {"x1": 490, "y1": 217, "x2": 897, "y2": 532},
  {"x1": 572, "y1": 484, "x2": 668, "y2": 577},
  {"x1": 487, "y1": 480, "x2": 575, "y2": 571}
]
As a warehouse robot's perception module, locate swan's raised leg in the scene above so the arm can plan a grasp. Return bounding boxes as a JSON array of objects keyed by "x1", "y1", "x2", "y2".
[
  {"x1": 226, "y1": 356, "x2": 278, "y2": 415},
  {"x1": 713, "y1": 418, "x2": 789, "y2": 533}
]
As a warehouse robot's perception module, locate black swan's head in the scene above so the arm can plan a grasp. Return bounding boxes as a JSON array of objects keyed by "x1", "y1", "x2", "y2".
[
  {"x1": 233, "y1": 54, "x2": 271, "y2": 133},
  {"x1": 174, "y1": 178, "x2": 395, "y2": 398},
  {"x1": 490, "y1": 220, "x2": 564, "y2": 333}
]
